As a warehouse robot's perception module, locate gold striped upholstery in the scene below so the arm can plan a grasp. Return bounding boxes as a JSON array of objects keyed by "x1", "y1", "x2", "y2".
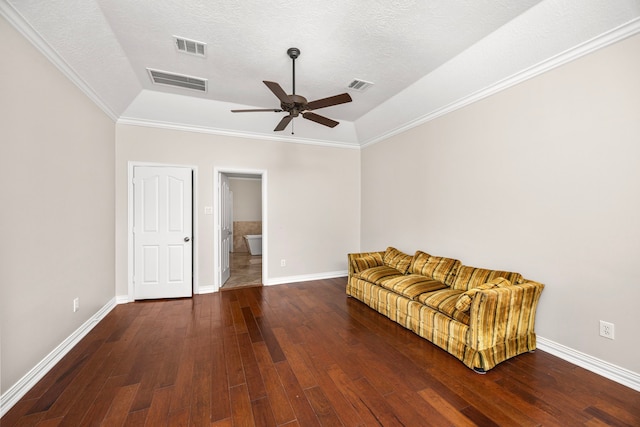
[
  {"x1": 417, "y1": 289, "x2": 469, "y2": 325},
  {"x1": 455, "y1": 277, "x2": 511, "y2": 312},
  {"x1": 348, "y1": 252, "x2": 384, "y2": 275},
  {"x1": 354, "y1": 265, "x2": 403, "y2": 283},
  {"x1": 451, "y1": 265, "x2": 523, "y2": 291},
  {"x1": 346, "y1": 251, "x2": 544, "y2": 372},
  {"x1": 378, "y1": 275, "x2": 447, "y2": 300},
  {"x1": 382, "y1": 247, "x2": 413, "y2": 274},
  {"x1": 465, "y1": 282, "x2": 543, "y2": 369},
  {"x1": 350, "y1": 252, "x2": 384, "y2": 273},
  {"x1": 408, "y1": 250, "x2": 461, "y2": 286}
]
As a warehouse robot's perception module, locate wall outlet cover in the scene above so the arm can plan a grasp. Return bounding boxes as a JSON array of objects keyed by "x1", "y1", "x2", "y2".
[{"x1": 599, "y1": 320, "x2": 614, "y2": 340}]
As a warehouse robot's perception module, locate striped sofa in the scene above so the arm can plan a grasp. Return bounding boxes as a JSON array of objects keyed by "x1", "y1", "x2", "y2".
[{"x1": 347, "y1": 247, "x2": 544, "y2": 372}]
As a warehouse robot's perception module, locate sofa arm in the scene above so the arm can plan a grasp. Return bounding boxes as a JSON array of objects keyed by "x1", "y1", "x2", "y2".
[
  {"x1": 347, "y1": 251, "x2": 385, "y2": 276},
  {"x1": 467, "y1": 281, "x2": 544, "y2": 351}
]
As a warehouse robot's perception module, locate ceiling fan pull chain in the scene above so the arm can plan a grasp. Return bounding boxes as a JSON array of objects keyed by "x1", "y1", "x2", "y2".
[{"x1": 291, "y1": 119, "x2": 295, "y2": 135}]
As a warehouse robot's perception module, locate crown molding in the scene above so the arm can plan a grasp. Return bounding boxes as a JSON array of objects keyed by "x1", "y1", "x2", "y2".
[
  {"x1": 0, "y1": 1, "x2": 119, "y2": 122},
  {"x1": 5, "y1": 0, "x2": 639, "y2": 150},
  {"x1": 117, "y1": 117, "x2": 361, "y2": 150},
  {"x1": 359, "y1": 17, "x2": 640, "y2": 149}
]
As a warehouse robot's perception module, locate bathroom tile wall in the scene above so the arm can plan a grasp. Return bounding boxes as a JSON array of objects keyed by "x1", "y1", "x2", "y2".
[{"x1": 233, "y1": 221, "x2": 262, "y2": 252}]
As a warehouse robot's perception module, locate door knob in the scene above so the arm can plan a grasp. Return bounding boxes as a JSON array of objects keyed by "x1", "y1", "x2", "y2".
[{"x1": 184, "y1": 237, "x2": 190, "y2": 242}]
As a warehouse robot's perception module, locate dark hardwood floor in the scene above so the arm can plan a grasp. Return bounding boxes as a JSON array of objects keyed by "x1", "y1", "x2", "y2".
[{"x1": 3, "y1": 277, "x2": 638, "y2": 426}]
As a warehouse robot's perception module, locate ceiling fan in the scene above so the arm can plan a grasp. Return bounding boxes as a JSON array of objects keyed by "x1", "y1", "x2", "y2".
[{"x1": 231, "y1": 47, "x2": 352, "y2": 132}]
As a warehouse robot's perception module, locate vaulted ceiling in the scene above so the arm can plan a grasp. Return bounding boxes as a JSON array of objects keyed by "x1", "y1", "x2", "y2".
[{"x1": 3, "y1": 0, "x2": 640, "y2": 146}]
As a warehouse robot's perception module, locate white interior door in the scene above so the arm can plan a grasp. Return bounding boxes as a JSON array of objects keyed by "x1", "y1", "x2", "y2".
[
  {"x1": 133, "y1": 166, "x2": 193, "y2": 299},
  {"x1": 220, "y1": 173, "x2": 232, "y2": 285}
]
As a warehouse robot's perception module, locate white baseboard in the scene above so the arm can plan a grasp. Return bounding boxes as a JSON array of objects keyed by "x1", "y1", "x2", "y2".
[
  {"x1": 536, "y1": 336, "x2": 640, "y2": 392},
  {"x1": 115, "y1": 295, "x2": 130, "y2": 304},
  {"x1": 265, "y1": 270, "x2": 347, "y2": 286},
  {"x1": 0, "y1": 298, "x2": 117, "y2": 417},
  {"x1": 197, "y1": 285, "x2": 216, "y2": 294}
]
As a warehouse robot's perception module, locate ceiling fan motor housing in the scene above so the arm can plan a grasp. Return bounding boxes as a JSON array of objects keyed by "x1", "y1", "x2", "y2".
[{"x1": 282, "y1": 94, "x2": 308, "y2": 116}]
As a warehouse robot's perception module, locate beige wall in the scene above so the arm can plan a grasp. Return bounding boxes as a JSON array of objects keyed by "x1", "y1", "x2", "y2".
[
  {"x1": 361, "y1": 34, "x2": 640, "y2": 374},
  {"x1": 0, "y1": 17, "x2": 115, "y2": 392},
  {"x1": 230, "y1": 177, "x2": 263, "y2": 251},
  {"x1": 115, "y1": 125, "x2": 361, "y2": 294},
  {"x1": 229, "y1": 177, "x2": 262, "y2": 221},
  {"x1": 4, "y1": 4, "x2": 638, "y2": 399}
]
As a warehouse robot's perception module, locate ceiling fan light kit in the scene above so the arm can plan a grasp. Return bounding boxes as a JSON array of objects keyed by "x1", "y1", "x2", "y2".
[{"x1": 231, "y1": 47, "x2": 352, "y2": 132}]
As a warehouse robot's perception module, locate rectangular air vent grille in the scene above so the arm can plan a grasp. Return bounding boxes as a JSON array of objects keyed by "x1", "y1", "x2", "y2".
[
  {"x1": 147, "y1": 68, "x2": 207, "y2": 92},
  {"x1": 347, "y1": 79, "x2": 374, "y2": 92},
  {"x1": 174, "y1": 36, "x2": 206, "y2": 56}
]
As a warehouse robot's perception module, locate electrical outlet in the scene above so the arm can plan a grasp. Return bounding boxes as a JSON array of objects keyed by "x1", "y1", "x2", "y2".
[
  {"x1": 599, "y1": 320, "x2": 614, "y2": 340},
  {"x1": 73, "y1": 298, "x2": 80, "y2": 313},
  {"x1": 280, "y1": 259, "x2": 286, "y2": 267}
]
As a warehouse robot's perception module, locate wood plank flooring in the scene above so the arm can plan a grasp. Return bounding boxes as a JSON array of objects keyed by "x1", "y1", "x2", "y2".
[{"x1": 3, "y1": 277, "x2": 639, "y2": 426}]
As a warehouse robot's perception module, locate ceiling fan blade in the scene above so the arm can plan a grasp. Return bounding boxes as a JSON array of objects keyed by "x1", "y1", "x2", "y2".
[
  {"x1": 231, "y1": 108, "x2": 283, "y2": 113},
  {"x1": 306, "y1": 93, "x2": 352, "y2": 111},
  {"x1": 263, "y1": 81, "x2": 293, "y2": 105},
  {"x1": 302, "y1": 112, "x2": 339, "y2": 128},
  {"x1": 274, "y1": 115, "x2": 293, "y2": 131}
]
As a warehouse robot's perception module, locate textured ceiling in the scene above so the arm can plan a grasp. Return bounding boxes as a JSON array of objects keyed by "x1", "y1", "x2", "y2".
[{"x1": 3, "y1": 0, "x2": 640, "y2": 146}]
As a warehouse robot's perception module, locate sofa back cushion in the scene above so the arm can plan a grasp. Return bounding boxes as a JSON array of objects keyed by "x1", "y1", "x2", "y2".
[
  {"x1": 351, "y1": 252, "x2": 384, "y2": 273},
  {"x1": 383, "y1": 247, "x2": 413, "y2": 274},
  {"x1": 408, "y1": 251, "x2": 461, "y2": 286},
  {"x1": 451, "y1": 265, "x2": 523, "y2": 291}
]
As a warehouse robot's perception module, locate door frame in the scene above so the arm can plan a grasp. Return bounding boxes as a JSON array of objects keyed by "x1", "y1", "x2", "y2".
[
  {"x1": 127, "y1": 161, "x2": 198, "y2": 302},
  {"x1": 213, "y1": 167, "x2": 267, "y2": 292}
]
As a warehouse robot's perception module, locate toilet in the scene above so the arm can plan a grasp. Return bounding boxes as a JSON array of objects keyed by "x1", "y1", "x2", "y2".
[{"x1": 244, "y1": 234, "x2": 262, "y2": 255}]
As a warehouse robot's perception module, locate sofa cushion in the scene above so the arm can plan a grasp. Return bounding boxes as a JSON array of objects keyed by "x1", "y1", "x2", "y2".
[
  {"x1": 408, "y1": 251, "x2": 461, "y2": 286},
  {"x1": 451, "y1": 265, "x2": 523, "y2": 291},
  {"x1": 383, "y1": 247, "x2": 413, "y2": 274},
  {"x1": 455, "y1": 277, "x2": 512, "y2": 311},
  {"x1": 378, "y1": 274, "x2": 447, "y2": 300},
  {"x1": 417, "y1": 289, "x2": 470, "y2": 325},
  {"x1": 354, "y1": 265, "x2": 404, "y2": 284},
  {"x1": 351, "y1": 253, "x2": 384, "y2": 273}
]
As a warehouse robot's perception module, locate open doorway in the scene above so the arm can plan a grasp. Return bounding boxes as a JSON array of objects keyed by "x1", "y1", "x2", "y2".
[{"x1": 216, "y1": 169, "x2": 265, "y2": 290}]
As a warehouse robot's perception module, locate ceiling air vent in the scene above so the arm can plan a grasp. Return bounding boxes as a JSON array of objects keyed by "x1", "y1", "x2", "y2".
[
  {"x1": 174, "y1": 36, "x2": 206, "y2": 56},
  {"x1": 347, "y1": 79, "x2": 374, "y2": 92},
  {"x1": 147, "y1": 68, "x2": 208, "y2": 92}
]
